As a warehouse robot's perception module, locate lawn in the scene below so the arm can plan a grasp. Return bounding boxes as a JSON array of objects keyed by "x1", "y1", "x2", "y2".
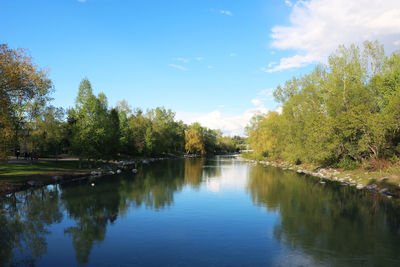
[{"x1": 0, "y1": 160, "x2": 94, "y2": 183}]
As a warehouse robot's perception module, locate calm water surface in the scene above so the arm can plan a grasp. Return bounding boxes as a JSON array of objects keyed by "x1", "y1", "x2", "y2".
[{"x1": 1, "y1": 156, "x2": 400, "y2": 266}]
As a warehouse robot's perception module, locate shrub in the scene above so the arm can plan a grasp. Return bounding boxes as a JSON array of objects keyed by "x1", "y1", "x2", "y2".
[
  {"x1": 335, "y1": 157, "x2": 359, "y2": 170},
  {"x1": 368, "y1": 158, "x2": 390, "y2": 171}
]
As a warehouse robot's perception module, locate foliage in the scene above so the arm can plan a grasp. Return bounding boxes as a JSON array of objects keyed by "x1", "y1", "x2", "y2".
[
  {"x1": 28, "y1": 106, "x2": 66, "y2": 157},
  {"x1": 68, "y1": 79, "x2": 122, "y2": 163},
  {"x1": 1, "y1": 44, "x2": 241, "y2": 162},
  {"x1": 185, "y1": 128, "x2": 205, "y2": 154},
  {"x1": 0, "y1": 44, "x2": 53, "y2": 160},
  {"x1": 247, "y1": 41, "x2": 400, "y2": 166},
  {"x1": 66, "y1": 81, "x2": 238, "y2": 160}
]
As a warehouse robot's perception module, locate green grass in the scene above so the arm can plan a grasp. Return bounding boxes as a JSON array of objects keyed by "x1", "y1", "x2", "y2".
[
  {"x1": 0, "y1": 160, "x2": 95, "y2": 183},
  {"x1": 240, "y1": 152, "x2": 265, "y2": 161}
]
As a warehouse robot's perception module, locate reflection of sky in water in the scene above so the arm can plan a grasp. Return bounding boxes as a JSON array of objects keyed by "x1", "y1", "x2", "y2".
[
  {"x1": 2, "y1": 157, "x2": 400, "y2": 266},
  {"x1": 203, "y1": 163, "x2": 249, "y2": 193}
]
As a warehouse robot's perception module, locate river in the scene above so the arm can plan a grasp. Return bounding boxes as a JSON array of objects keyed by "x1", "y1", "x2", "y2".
[{"x1": 1, "y1": 156, "x2": 400, "y2": 266}]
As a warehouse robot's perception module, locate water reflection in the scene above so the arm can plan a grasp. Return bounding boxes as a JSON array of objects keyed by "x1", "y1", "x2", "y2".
[
  {"x1": 1, "y1": 158, "x2": 400, "y2": 266},
  {"x1": 184, "y1": 157, "x2": 205, "y2": 187},
  {"x1": 61, "y1": 179, "x2": 123, "y2": 265},
  {"x1": 0, "y1": 158, "x2": 202, "y2": 266},
  {"x1": 0, "y1": 186, "x2": 62, "y2": 266},
  {"x1": 248, "y1": 165, "x2": 400, "y2": 266}
]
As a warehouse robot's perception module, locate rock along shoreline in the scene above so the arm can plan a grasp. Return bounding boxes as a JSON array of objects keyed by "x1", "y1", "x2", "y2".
[
  {"x1": 238, "y1": 156, "x2": 398, "y2": 200},
  {"x1": 0, "y1": 154, "x2": 203, "y2": 196}
]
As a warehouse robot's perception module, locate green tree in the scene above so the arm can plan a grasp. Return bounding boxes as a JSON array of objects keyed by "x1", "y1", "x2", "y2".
[
  {"x1": 103, "y1": 108, "x2": 121, "y2": 160},
  {"x1": 0, "y1": 44, "x2": 53, "y2": 160},
  {"x1": 28, "y1": 106, "x2": 65, "y2": 157},
  {"x1": 248, "y1": 41, "x2": 400, "y2": 166},
  {"x1": 69, "y1": 78, "x2": 113, "y2": 166}
]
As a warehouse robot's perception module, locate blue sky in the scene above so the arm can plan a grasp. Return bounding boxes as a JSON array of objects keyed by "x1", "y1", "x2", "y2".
[{"x1": 2, "y1": 0, "x2": 400, "y2": 135}]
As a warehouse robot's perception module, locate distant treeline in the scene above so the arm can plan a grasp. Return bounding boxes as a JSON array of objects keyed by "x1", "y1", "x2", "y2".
[
  {"x1": 247, "y1": 41, "x2": 400, "y2": 169},
  {"x1": 0, "y1": 44, "x2": 244, "y2": 162}
]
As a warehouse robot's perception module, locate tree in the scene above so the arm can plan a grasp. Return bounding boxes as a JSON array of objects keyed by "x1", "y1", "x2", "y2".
[
  {"x1": 247, "y1": 111, "x2": 285, "y2": 158},
  {"x1": 69, "y1": 78, "x2": 111, "y2": 166},
  {"x1": 28, "y1": 106, "x2": 65, "y2": 157},
  {"x1": 145, "y1": 107, "x2": 185, "y2": 155},
  {"x1": 103, "y1": 108, "x2": 120, "y2": 160},
  {"x1": 0, "y1": 44, "x2": 53, "y2": 160},
  {"x1": 248, "y1": 41, "x2": 400, "y2": 166},
  {"x1": 273, "y1": 77, "x2": 301, "y2": 104},
  {"x1": 185, "y1": 127, "x2": 205, "y2": 154},
  {"x1": 116, "y1": 100, "x2": 133, "y2": 155}
]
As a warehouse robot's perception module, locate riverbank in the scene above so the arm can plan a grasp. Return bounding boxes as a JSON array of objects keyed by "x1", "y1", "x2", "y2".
[
  {"x1": 239, "y1": 153, "x2": 400, "y2": 199},
  {"x1": 0, "y1": 160, "x2": 99, "y2": 194},
  {"x1": 0, "y1": 154, "x2": 205, "y2": 195}
]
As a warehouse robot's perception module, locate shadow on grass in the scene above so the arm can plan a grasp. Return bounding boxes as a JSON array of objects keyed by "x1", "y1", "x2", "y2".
[{"x1": 0, "y1": 161, "x2": 93, "y2": 183}]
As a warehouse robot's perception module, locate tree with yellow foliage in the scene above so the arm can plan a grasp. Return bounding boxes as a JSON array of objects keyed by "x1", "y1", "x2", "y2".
[{"x1": 185, "y1": 128, "x2": 205, "y2": 155}]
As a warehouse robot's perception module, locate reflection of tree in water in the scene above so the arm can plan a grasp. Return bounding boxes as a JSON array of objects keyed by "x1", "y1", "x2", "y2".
[
  {"x1": 60, "y1": 159, "x2": 187, "y2": 264},
  {"x1": 202, "y1": 157, "x2": 222, "y2": 179},
  {"x1": 0, "y1": 158, "x2": 218, "y2": 266},
  {"x1": 184, "y1": 158, "x2": 205, "y2": 187},
  {"x1": 248, "y1": 165, "x2": 400, "y2": 266},
  {"x1": 120, "y1": 159, "x2": 186, "y2": 210},
  {"x1": 61, "y1": 178, "x2": 123, "y2": 265},
  {"x1": 0, "y1": 187, "x2": 63, "y2": 266},
  {"x1": 183, "y1": 157, "x2": 225, "y2": 188}
]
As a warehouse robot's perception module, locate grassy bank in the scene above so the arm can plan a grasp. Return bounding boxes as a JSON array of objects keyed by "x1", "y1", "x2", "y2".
[
  {"x1": 0, "y1": 161, "x2": 99, "y2": 194},
  {"x1": 0, "y1": 160, "x2": 108, "y2": 195},
  {"x1": 0, "y1": 155, "x2": 182, "y2": 194},
  {"x1": 240, "y1": 152, "x2": 400, "y2": 198},
  {"x1": 0, "y1": 161, "x2": 98, "y2": 182},
  {"x1": 0, "y1": 161, "x2": 91, "y2": 182}
]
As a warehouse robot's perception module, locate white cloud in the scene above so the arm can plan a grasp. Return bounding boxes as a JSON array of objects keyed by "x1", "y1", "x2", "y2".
[
  {"x1": 169, "y1": 64, "x2": 187, "y2": 71},
  {"x1": 175, "y1": 57, "x2": 189, "y2": 63},
  {"x1": 267, "y1": 61, "x2": 276, "y2": 67},
  {"x1": 268, "y1": 0, "x2": 400, "y2": 72},
  {"x1": 220, "y1": 10, "x2": 233, "y2": 16},
  {"x1": 207, "y1": 65, "x2": 215, "y2": 69},
  {"x1": 205, "y1": 165, "x2": 249, "y2": 193},
  {"x1": 258, "y1": 88, "x2": 274, "y2": 96},
  {"x1": 176, "y1": 106, "x2": 269, "y2": 136},
  {"x1": 195, "y1": 57, "x2": 204, "y2": 61},
  {"x1": 176, "y1": 89, "x2": 277, "y2": 136},
  {"x1": 265, "y1": 55, "x2": 312, "y2": 72},
  {"x1": 229, "y1": 52, "x2": 237, "y2": 57},
  {"x1": 251, "y1": 88, "x2": 274, "y2": 108},
  {"x1": 394, "y1": 40, "x2": 400, "y2": 46},
  {"x1": 251, "y1": 98, "x2": 262, "y2": 106},
  {"x1": 285, "y1": 0, "x2": 292, "y2": 7}
]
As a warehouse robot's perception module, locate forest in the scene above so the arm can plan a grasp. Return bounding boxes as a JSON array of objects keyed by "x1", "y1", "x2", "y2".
[
  {"x1": 247, "y1": 41, "x2": 400, "y2": 170},
  {"x1": 0, "y1": 44, "x2": 242, "y2": 163}
]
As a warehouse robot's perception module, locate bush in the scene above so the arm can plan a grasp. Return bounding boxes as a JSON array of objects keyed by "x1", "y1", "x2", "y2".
[
  {"x1": 335, "y1": 157, "x2": 359, "y2": 170},
  {"x1": 388, "y1": 155, "x2": 398, "y2": 164},
  {"x1": 368, "y1": 158, "x2": 390, "y2": 171},
  {"x1": 241, "y1": 152, "x2": 264, "y2": 161}
]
